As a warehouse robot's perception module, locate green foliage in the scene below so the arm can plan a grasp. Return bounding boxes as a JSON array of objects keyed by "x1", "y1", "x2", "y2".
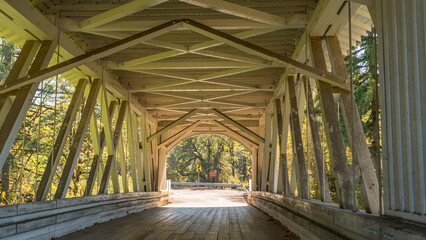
[
  {"x1": 0, "y1": 39, "x2": 18, "y2": 83},
  {"x1": 166, "y1": 135, "x2": 251, "y2": 184}
]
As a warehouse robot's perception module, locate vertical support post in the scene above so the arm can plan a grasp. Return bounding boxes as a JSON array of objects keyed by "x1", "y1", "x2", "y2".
[
  {"x1": 84, "y1": 101, "x2": 117, "y2": 196},
  {"x1": 99, "y1": 101, "x2": 127, "y2": 194},
  {"x1": 140, "y1": 114, "x2": 152, "y2": 191},
  {"x1": 150, "y1": 125, "x2": 158, "y2": 191},
  {"x1": 127, "y1": 106, "x2": 139, "y2": 192},
  {"x1": 275, "y1": 98, "x2": 290, "y2": 195},
  {"x1": 251, "y1": 147, "x2": 258, "y2": 191},
  {"x1": 310, "y1": 37, "x2": 356, "y2": 210},
  {"x1": 54, "y1": 78, "x2": 101, "y2": 199},
  {"x1": 111, "y1": 160, "x2": 120, "y2": 194},
  {"x1": 261, "y1": 112, "x2": 272, "y2": 191},
  {"x1": 117, "y1": 132, "x2": 129, "y2": 193},
  {"x1": 256, "y1": 113, "x2": 265, "y2": 191},
  {"x1": 134, "y1": 115, "x2": 145, "y2": 190},
  {"x1": 288, "y1": 76, "x2": 309, "y2": 199},
  {"x1": 37, "y1": 78, "x2": 87, "y2": 201},
  {"x1": 269, "y1": 106, "x2": 279, "y2": 193},
  {"x1": 157, "y1": 147, "x2": 167, "y2": 191}
]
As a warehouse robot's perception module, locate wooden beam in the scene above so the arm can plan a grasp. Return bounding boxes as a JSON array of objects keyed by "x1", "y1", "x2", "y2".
[
  {"x1": 0, "y1": 41, "x2": 54, "y2": 171},
  {"x1": 0, "y1": 19, "x2": 182, "y2": 94},
  {"x1": 288, "y1": 76, "x2": 309, "y2": 199},
  {"x1": 261, "y1": 112, "x2": 272, "y2": 191},
  {"x1": 0, "y1": 40, "x2": 38, "y2": 129},
  {"x1": 54, "y1": 78, "x2": 101, "y2": 199},
  {"x1": 149, "y1": 124, "x2": 158, "y2": 190},
  {"x1": 117, "y1": 132, "x2": 129, "y2": 193},
  {"x1": 1, "y1": 0, "x2": 157, "y2": 125},
  {"x1": 110, "y1": 159, "x2": 120, "y2": 194},
  {"x1": 117, "y1": 28, "x2": 275, "y2": 70},
  {"x1": 4, "y1": 40, "x2": 38, "y2": 82},
  {"x1": 119, "y1": 50, "x2": 184, "y2": 69},
  {"x1": 63, "y1": 17, "x2": 307, "y2": 32},
  {"x1": 159, "y1": 120, "x2": 202, "y2": 148},
  {"x1": 182, "y1": 19, "x2": 350, "y2": 91},
  {"x1": 140, "y1": 114, "x2": 151, "y2": 191},
  {"x1": 179, "y1": 0, "x2": 287, "y2": 26},
  {"x1": 99, "y1": 101, "x2": 127, "y2": 194},
  {"x1": 305, "y1": 79, "x2": 331, "y2": 202},
  {"x1": 275, "y1": 98, "x2": 290, "y2": 195},
  {"x1": 268, "y1": 105, "x2": 279, "y2": 193},
  {"x1": 310, "y1": 37, "x2": 356, "y2": 210},
  {"x1": 124, "y1": 61, "x2": 261, "y2": 70},
  {"x1": 126, "y1": 105, "x2": 139, "y2": 192},
  {"x1": 100, "y1": 84, "x2": 114, "y2": 155},
  {"x1": 327, "y1": 36, "x2": 379, "y2": 214},
  {"x1": 165, "y1": 130, "x2": 193, "y2": 152},
  {"x1": 213, "y1": 120, "x2": 258, "y2": 147},
  {"x1": 80, "y1": 0, "x2": 170, "y2": 29},
  {"x1": 84, "y1": 100, "x2": 117, "y2": 196},
  {"x1": 211, "y1": 108, "x2": 264, "y2": 143},
  {"x1": 36, "y1": 78, "x2": 87, "y2": 201},
  {"x1": 147, "y1": 109, "x2": 200, "y2": 141},
  {"x1": 133, "y1": 114, "x2": 145, "y2": 191},
  {"x1": 89, "y1": 112, "x2": 101, "y2": 156}
]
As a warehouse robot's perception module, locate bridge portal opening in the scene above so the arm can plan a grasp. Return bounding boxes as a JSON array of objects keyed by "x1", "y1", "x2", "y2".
[{"x1": 166, "y1": 134, "x2": 252, "y2": 189}]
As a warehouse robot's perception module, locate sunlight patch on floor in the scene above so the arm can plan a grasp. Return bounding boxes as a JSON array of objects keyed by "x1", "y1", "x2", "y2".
[{"x1": 163, "y1": 189, "x2": 248, "y2": 208}]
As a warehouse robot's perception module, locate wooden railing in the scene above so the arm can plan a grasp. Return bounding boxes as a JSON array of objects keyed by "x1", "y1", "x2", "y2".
[{"x1": 171, "y1": 182, "x2": 243, "y2": 189}]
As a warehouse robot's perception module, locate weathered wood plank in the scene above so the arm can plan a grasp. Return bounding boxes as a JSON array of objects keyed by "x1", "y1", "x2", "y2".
[
  {"x1": 55, "y1": 78, "x2": 101, "y2": 199},
  {"x1": 275, "y1": 98, "x2": 290, "y2": 195},
  {"x1": 148, "y1": 108, "x2": 200, "y2": 142},
  {"x1": 140, "y1": 114, "x2": 151, "y2": 191},
  {"x1": 212, "y1": 108, "x2": 265, "y2": 143},
  {"x1": 84, "y1": 101, "x2": 117, "y2": 196},
  {"x1": 0, "y1": 41, "x2": 54, "y2": 171},
  {"x1": 37, "y1": 78, "x2": 87, "y2": 201},
  {"x1": 305, "y1": 79, "x2": 331, "y2": 202},
  {"x1": 310, "y1": 37, "x2": 356, "y2": 210},
  {"x1": 327, "y1": 36, "x2": 379, "y2": 214},
  {"x1": 99, "y1": 101, "x2": 127, "y2": 194},
  {"x1": 287, "y1": 76, "x2": 309, "y2": 199}
]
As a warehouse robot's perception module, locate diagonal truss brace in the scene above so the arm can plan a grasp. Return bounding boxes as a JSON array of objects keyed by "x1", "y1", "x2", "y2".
[
  {"x1": 211, "y1": 108, "x2": 264, "y2": 143},
  {"x1": 147, "y1": 109, "x2": 200, "y2": 142},
  {"x1": 182, "y1": 19, "x2": 350, "y2": 91},
  {"x1": 0, "y1": 20, "x2": 183, "y2": 94}
]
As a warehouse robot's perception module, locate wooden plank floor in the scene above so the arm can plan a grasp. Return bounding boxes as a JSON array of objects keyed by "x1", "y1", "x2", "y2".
[{"x1": 60, "y1": 190, "x2": 299, "y2": 240}]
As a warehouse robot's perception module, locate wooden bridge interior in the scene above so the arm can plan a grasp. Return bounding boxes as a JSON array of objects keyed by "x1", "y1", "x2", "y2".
[{"x1": 0, "y1": 0, "x2": 425, "y2": 239}]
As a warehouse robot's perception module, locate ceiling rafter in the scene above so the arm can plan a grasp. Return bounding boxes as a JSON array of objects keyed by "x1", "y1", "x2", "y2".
[
  {"x1": 0, "y1": 19, "x2": 183, "y2": 94},
  {"x1": 80, "y1": 0, "x2": 170, "y2": 29},
  {"x1": 129, "y1": 68, "x2": 265, "y2": 92},
  {"x1": 181, "y1": 19, "x2": 350, "y2": 91},
  {"x1": 179, "y1": 0, "x2": 288, "y2": 26},
  {"x1": 113, "y1": 29, "x2": 279, "y2": 69},
  {"x1": 144, "y1": 90, "x2": 256, "y2": 109}
]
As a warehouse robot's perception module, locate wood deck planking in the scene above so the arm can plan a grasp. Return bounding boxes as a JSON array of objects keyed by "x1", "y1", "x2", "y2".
[{"x1": 60, "y1": 190, "x2": 299, "y2": 240}]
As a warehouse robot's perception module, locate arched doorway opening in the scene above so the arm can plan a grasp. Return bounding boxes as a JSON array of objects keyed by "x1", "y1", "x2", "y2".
[{"x1": 166, "y1": 134, "x2": 252, "y2": 188}]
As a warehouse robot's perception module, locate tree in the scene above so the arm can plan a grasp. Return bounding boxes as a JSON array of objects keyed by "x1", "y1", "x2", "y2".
[{"x1": 166, "y1": 135, "x2": 252, "y2": 184}]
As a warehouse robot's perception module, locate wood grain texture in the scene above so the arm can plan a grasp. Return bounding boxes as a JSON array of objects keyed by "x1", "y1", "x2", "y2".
[{"x1": 59, "y1": 190, "x2": 299, "y2": 240}]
